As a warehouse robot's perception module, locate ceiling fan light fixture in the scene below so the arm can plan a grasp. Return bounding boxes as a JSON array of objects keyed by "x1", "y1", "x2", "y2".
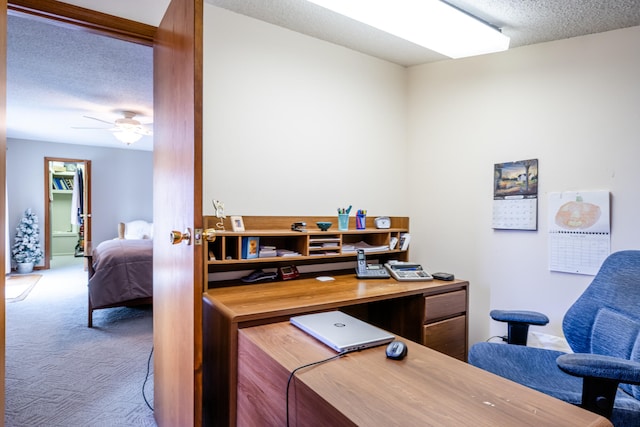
[
  {"x1": 305, "y1": 0, "x2": 510, "y2": 59},
  {"x1": 113, "y1": 130, "x2": 143, "y2": 145},
  {"x1": 115, "y1": 119, "x2": 140, "y2": 130}
]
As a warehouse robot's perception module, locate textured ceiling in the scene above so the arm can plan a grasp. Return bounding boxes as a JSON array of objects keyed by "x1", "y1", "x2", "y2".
[
  {"x1": 208, "y1": 0, "x2": 640, "y2": 66},
  {"x1": 6, "y1": 14, "x2": 154, "y2": 151},
  {"x1": 6, "y1": 1, "x2": 640, "y2": 151}
]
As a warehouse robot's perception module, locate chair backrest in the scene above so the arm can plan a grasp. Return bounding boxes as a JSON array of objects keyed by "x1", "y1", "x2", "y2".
[{"x1": 563, "y1": 250, "x2": 640, "y2": 399}]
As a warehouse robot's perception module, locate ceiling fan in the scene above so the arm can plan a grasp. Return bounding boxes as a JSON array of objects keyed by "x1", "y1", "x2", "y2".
[{"x1": 73, "y1": 111, "x2": 153, "y2": 145}]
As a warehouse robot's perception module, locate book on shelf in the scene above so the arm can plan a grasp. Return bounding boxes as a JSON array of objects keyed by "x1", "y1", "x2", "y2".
[
  {"x1": 53, "y1": 177, "x2": 70, "y2": 190},
  {"x1": 399, "y1": 233, "x2": 411, "y2": 251},
  {"x1": 389, "y1": 237, "x2": 398, "y2": 250},
  {"x1": 241, "y1": 236, "x2": 260, "y2": 259}
]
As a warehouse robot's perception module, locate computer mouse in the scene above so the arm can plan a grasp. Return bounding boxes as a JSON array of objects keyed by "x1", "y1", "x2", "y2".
[{"x1": 385, "y1": 340, "x2": 408, "y2": 360}]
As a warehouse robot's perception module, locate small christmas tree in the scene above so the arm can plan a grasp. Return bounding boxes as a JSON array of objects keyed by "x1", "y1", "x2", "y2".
[{"x1": 12, "y1": 208, "x2": 44, "y2": 264}]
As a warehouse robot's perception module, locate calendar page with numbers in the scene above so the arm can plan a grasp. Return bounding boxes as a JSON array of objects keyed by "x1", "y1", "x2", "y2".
[
  {"x1": 548, "y1": 191, "x2": 610, "y2": 275},
  {"x1": 492, "y1": 159, "x2": 538, "y2": 230},
  {"x1": 492, "y1": 196, "x2": 537, "y2": 230}
]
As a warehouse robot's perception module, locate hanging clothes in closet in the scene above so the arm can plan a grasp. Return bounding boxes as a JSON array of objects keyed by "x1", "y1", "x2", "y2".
[{"x1": 71, "y1": 167, "x2": 85, "y2": 256}]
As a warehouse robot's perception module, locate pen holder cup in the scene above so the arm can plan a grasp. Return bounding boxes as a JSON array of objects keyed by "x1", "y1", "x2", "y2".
[
  {"x1": 356, "y1": 214, "x2": 366, "y2": 230},
  {"x1": 338, "y1": 214, "x2": 349, "y2": 231}
]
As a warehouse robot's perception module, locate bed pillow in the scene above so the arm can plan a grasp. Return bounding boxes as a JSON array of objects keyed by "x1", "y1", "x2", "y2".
[{"x1": 119, "y1": 220, "x2": 153, "y2": 239}]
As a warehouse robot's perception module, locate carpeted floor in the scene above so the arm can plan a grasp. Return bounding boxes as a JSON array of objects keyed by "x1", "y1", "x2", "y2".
[{"x1": 5, "y1": 256, "x2": 156, "y2": 426}]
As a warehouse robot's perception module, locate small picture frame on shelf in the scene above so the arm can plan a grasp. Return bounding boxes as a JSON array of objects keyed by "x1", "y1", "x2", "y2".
[{"x1": 230, "y1": 216, "x2": 245, "y2": 232}]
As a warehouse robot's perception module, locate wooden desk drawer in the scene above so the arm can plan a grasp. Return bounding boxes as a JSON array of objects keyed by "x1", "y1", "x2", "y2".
[
  {"x1": 424, "y1": 289, "x2": 466, "y2": 322},
  {"x1": 422, "y1": 315, "x2": 467, "y2": 361}
]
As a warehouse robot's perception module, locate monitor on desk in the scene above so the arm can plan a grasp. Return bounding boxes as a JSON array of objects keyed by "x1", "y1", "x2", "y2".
[{"x1": 290, "y1": 311, "x2": 394, "y2": 353}]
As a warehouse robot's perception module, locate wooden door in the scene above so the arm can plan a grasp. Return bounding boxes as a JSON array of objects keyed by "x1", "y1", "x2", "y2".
[
  {"x1": 0, "y1": 0, "x2": 7, "y2": 419},
  {"x1": 153, "y1": 0, "x2": 203, "y2": 425}
]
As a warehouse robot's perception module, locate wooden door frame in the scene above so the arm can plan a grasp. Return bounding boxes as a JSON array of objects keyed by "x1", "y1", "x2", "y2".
[
  {"x1": 8, "y1": 2, "x2": 206, "y2": 426},
  {"x1": 8, "y1": 0, "x2": 155, "y2": 46},
  {"x1": 4, "y1": 1, "x2": 161, "y2": 424},
  {"x1": 1, "y1": 0, "x2": 8, "y2": 422},
  {"x1": 9, "y1": 1, "x2": 156, "y2": 269},
  {"x1": 43, "y1": 157, "x2": 91, "y2": 269}
]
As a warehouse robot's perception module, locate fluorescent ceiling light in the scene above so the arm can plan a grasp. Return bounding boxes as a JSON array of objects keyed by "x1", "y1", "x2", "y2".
[{"x1": 305, "y1": 0, "x2": 510, "y2": 58}]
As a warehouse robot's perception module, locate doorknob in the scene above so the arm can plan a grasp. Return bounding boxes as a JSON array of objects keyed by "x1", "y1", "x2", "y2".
[
  {"x1": 193, "y1": 228, "x2": 215, "y2": 245},
  {"x1": 170, "y1": 228, "x2": 192, "y2": 245},
  {"x1": 202, "y1": 228, "x2": 216, "y2": 242}
]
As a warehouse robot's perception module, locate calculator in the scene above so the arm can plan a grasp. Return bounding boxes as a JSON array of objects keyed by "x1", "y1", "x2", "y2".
[{"x1": 384, "y1": 263, "x2": 433, "y2": 282}]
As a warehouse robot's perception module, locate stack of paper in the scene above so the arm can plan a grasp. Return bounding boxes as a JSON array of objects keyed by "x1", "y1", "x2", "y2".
[
  {"x1": 259, "y1": 246, "x2": 277, "y2": 258},
  {"x1": 342, "y1": 241, "x2": 389, "y2": 253},
  {"x1": 277, "y1": 249, "x2": 301, "y2": 257}
]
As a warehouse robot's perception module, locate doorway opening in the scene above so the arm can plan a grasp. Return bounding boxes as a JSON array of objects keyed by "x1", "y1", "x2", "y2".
[{"x1": 43, "y1": 157, "x2": 92, "y2": 270}]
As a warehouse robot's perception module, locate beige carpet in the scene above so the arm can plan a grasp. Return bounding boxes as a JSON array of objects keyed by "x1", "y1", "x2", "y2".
[{"x1": 5, "y1": 274, "x2": 42, "y2": 302}]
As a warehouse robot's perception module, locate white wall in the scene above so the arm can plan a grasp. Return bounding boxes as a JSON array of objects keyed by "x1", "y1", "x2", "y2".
[
  {"x1": 201, "y1": 5, "x2": 640, "y2": 348},
  {"x1": 407, "y1": 26, "x2": 640, "y2": 345},
  {"x1": 7, "y1": 139, "x2": 153, "y2": 262},
  {"x1": 202, "y1": 5, "x2": 409, "y2": 217}
]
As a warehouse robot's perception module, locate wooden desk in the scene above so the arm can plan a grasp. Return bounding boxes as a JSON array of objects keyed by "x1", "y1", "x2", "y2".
[
  {"x1": 202, "y1": 275, "x2": 468, "y2": 426},
  {"x1": 238, "y1": 322, "x2": 612, "y2": 427}
]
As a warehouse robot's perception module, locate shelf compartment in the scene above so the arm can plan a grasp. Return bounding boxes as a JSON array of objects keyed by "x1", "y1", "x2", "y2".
[
  {"x1": 308, "y1": 233, "x2": 341, "y2": 254},
  {"x1": 203, "y1": 216, "x2": 410, "y2": 283}
]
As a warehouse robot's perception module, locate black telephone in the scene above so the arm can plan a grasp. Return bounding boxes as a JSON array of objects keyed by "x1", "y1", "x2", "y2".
[{"x1": 355, "y1": 249, "x2": 390, "y2": 279}]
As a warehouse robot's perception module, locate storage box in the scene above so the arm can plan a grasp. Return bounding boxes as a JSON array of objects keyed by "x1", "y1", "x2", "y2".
[{"x1": 242, "y1": 237, "x2": 260, "y2": 259}]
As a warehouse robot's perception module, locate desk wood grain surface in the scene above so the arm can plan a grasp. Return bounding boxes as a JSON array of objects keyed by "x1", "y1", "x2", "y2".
[
  {"x1": 238, "y1": 322, "x2": 612, "y2": 427},
  {"x1": 203, "y1": 275, "x2": 468, "y2": 426},
  {"x1": 204, "y1": 275, "x2": 466, "y2": 323}
]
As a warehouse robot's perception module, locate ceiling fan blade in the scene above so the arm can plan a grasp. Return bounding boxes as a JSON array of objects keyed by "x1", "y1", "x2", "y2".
[
  {"x1": 83, "y1": 115, "x2": 114, "y2": 125},
  {"x1": 71, "y1": 126, "x2": 112, "y2": 130}
]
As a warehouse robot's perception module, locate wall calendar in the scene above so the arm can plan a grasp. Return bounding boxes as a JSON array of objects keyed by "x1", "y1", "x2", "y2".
[
  {"x1": 548, "y1": 190, "x2": 610, "y2": 275},
  {"x1": 492, "y1": 159, "x2": 538, "y2": 230}
]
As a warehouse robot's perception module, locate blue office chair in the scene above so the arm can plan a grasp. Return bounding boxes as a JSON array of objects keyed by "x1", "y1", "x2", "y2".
[{"x1": 468, "y1": 250, "x2": 640, "y2": 426}]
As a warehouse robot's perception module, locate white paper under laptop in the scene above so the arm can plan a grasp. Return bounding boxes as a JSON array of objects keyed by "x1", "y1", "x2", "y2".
[{"x1": 290, "y1": 311, "x2": 394, "y2": 353}]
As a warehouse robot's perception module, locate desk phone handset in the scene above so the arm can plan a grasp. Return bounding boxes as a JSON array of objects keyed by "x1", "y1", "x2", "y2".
[{"x1": 356, "y1": 249, "x2": 391, "y2": 279}]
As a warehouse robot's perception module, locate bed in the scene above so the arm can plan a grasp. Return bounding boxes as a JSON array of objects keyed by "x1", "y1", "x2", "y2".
[{"x1": 87, "y1": 220, "x2": 153, "y2": 327}]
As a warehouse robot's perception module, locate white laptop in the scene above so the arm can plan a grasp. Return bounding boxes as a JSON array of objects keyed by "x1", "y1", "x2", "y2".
[{"x1": 290, "y1": 311, "x2": 394, "y2": 353}]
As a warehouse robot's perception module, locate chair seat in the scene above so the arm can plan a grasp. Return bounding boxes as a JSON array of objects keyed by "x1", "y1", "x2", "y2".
[{"x1": 469, "y1": 342, "x2": 640, "y2": 425}]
